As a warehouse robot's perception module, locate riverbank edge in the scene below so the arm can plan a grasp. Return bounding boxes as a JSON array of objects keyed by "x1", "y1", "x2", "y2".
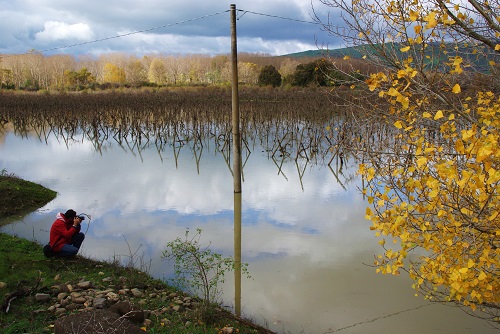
[{"x1": 0, "y1": 174, "x2": 275, "y2": 334}]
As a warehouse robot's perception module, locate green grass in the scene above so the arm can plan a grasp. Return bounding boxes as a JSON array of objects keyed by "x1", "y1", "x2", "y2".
[
  {"x1": 0, "y1": 171, "x2": 57, "y2": 220},
  {"x1": 0, "y1": 174, "x2": 273, "y2": 333}
]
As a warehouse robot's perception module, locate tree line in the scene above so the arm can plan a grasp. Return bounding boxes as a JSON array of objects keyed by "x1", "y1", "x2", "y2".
[{"x1": 0, "y1": 51, "x2": 375, "y2": 91}]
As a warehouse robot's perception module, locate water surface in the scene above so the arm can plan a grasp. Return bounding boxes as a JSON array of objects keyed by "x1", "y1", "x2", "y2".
[{"x1": 0, "y1": 129, "x2": 496, "y2": 334}]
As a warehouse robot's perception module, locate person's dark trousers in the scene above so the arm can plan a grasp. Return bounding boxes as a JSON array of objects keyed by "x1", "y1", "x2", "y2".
[{"x1": 56, "y1": 232, "x2": 85, "y2": 257}]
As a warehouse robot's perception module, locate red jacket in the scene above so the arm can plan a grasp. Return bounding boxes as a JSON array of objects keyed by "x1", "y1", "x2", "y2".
[{"x1": 49, "y1": 212, "x2": 80, "y2": 252}]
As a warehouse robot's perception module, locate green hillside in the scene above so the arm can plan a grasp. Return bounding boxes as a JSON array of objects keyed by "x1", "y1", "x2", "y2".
[{"x1": 284, "y1": 43, "x2": 495, "y2": 73}]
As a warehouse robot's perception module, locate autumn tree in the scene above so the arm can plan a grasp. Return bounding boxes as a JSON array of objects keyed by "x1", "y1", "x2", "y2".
[
  {"x1": 0, "y1": 68, "x2": 14, "y2": 89},
  {"x1": 148, "y1": 58, "x2": 166, "y2": 85},
  {"x1": 126, "y1": 59, "x2": 147, "y2": 86},
  {"x1": 238, "y1": 62, "x2": 259, "y2": 84},
  {"x1": 258, "y1": 65, "x2": 282, "y2": 87},
  {"x1": 290, "y1": 59, "x2": 332, "y2": 87},
  {"x1": 317, "y1": 0, "x2": 500, "y2": 323},
  {"x1": 63, "y1": 67, "x2": 95, "y2": 89},
  {"x1": 102, "y1": 63, "x2": 126, "y2": 85}
]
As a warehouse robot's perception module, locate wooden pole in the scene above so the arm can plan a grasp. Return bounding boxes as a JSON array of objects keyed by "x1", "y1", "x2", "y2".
[
  {"x1": 231, "y1": 3, "x2": 242, "y2": 318},
  {"x1": 231, "y1": 3, "x2": 241, "y2": 194}
]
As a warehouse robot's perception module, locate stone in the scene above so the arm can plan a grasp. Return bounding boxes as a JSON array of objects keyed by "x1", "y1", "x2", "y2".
[
  {"x1": 57, "y1": 293, "x2": 68, "y2": 301},
  {"x1": 77, "y1": 281, "x2": 92, "y2": 289},
  {"x1": 35, "y1": 293, "x2": 51, "y2": 302},
  {"x1": 70, "y1": 292, "x2": 82, "y2": 299},
  {"x1": 93, "y1": 297, "x2": 108, "y2": 309},
  {"x1": 73, "y1": 297, "x2": 87, "y2": 304},
  {"x1": 220, "y1": 326, "x2": 234, "y2": 334},
  {"x1": 106, "y1": 292, "x2": 120, "y2": 302},
  {"x1": 130, "y1": 288, "x2": 143, "y2": 298}
]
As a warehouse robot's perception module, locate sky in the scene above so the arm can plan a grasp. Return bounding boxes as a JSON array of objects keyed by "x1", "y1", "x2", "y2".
[{"x1": 0, "y1": 0, "x2": 340, "y2": 57}]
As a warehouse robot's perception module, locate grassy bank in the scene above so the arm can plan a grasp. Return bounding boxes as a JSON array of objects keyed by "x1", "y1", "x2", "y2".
[
  {"x1": 0, "y1": 174, "x2": 273, "y2": 333},
  {"x1": 0, "y1": 171, "x2": 57, "y2": 221}
]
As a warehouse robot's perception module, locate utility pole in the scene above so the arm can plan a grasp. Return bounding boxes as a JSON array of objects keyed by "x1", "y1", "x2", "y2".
[
  {"x1": 231, "y1": 3, "x2": 241, "y2": 194},
  {"x1": 230, "y1": 3, "x2": 242, "y2": 318}
]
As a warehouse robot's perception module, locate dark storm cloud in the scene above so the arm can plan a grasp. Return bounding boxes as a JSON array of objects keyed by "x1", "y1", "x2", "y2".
[{"x1": 0, "y1": 0, "x2": 339, "y2": 56}]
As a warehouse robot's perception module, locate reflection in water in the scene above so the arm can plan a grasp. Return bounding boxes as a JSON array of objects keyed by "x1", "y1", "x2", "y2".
[
  {"x1": 234, "y1": 192, "x2": 242, "y2": 317},
  {"x1": 0, "y1": 115, "x2": 497, "y2": 333}
]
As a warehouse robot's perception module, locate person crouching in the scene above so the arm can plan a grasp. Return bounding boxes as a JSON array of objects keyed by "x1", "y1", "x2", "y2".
[{"x1": 49, "y1": 209, "x2": 85, "y2": 257}]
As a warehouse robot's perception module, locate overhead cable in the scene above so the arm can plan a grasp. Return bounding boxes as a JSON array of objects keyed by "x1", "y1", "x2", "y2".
[
  {"x1": 29, "y1": 10, "x2": 230, "y2": 55},
  {"x1": 237, "y1": 9, "x2": 320, "y2": 25},
  {"x1": 4, "y1": 8, "x2": 321, "y2": 56}
]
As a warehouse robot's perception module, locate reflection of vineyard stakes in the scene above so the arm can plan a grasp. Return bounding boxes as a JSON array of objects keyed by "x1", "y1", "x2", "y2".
[{"x1": 0, "y1": 88, "x2": 369, "y2": 180}]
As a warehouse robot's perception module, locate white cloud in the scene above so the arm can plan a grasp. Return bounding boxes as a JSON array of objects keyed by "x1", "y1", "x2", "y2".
[{"x1": 35, "y1": 21, "x2": 94, "y2": 42}]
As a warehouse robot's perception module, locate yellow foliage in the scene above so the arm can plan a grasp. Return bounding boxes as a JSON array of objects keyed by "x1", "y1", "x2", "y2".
[
  {"x1": 360, "y1": 93, "x2": 500, "y2": 313},
  {"x1": 327, "y1": 0, "x2": 500, "y2": 318}
]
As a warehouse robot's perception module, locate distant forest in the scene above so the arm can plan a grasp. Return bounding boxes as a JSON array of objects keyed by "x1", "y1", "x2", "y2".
[{"x1": 0, "y1": 50, "x2": 377, "y2": 91}]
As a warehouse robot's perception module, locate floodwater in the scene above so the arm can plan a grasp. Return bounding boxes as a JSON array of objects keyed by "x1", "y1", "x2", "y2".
[{"x1": 0, "y1": 127, "x2": 497, "y2": 334}]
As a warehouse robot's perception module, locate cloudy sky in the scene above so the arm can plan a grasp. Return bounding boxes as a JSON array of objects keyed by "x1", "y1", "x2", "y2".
[{"x1": 0, "y1": 0, "x2": 339, "y2": 57}]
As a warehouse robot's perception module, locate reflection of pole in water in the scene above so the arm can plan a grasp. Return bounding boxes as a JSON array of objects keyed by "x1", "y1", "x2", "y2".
[
  {"x1": 234, "y1": 192, "x2": 242, "y2": 316},
  {"x1": 230, "y1": 3, "x2": 242, "y2": 317}
]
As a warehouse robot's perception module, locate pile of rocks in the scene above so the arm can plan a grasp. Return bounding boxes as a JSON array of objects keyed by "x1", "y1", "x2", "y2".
[{"x1": 33, "y1": 276, "x2": 196, "y2": 333}]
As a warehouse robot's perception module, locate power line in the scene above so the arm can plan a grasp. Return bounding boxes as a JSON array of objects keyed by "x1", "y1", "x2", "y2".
[
  {"x1": 22, "y1": 10, "x2": 230, "y2": 55},
  {"x1": 2, "y1": 7, "x2": 322, "y2": 57},
  {"x1": 237, "y1": 9, "x2": 320, "y2": 25}
]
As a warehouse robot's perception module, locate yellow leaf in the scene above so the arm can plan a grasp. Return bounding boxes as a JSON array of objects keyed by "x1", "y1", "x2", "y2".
[
  {"x1": 423, "y1": 112, "x2": 432, "y2": 118},
  {"x1": 424, "y1": 12, "x2": 438, "y2": 28},
  {"x1": 417, "y1": 157, "x2": 428, "y2": 167},
  {"x1": 409, "y1": 10, "x2": 419, "y2": 21},
  {"x1": 434, "y1": 110, "x2": 444, "y2": 120},
  {"x1": 452, "y1": 84, "x2": 461, "y2": 94},
  {"x1": 414, "y1": 25, "x2": 422, "y2": 34},
  {"x1": 394, "y1": 120, "x2": 403, "y2": 129},
  {"x1": 496, "y1": 44, "x2": 500, "y2": 51},
  {"x1": 401, "y1": 46, "x2": 411, "y2": 52},
  {"x1": 459, "y1": 267, "x2": 468, "y2": 274},
  {"x1": 467, "y1": 259, "x2": 474, "y2": 268},
  {"x1": 455, "y1": 139, "x2": 465, "y2": 153},
  {"x1": 343, "y1": 55, "x2": 351, "y2": 60},
  {"x1": 478, "y1": 272, "x2": 487, "y2": 280}
]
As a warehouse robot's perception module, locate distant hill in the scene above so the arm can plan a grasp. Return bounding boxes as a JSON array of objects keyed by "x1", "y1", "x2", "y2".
[
  {"x1": 284, "y1": 43, "x2": 496, "y2": 73},
  {"x1": 283, "y1": 47, "x2": 365, "y2": 59}
]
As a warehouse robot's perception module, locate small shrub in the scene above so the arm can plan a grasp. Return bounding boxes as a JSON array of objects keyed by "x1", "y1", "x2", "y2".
[{"x1": 162, "y1": 228, "x2": 249, "y2": 310}]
